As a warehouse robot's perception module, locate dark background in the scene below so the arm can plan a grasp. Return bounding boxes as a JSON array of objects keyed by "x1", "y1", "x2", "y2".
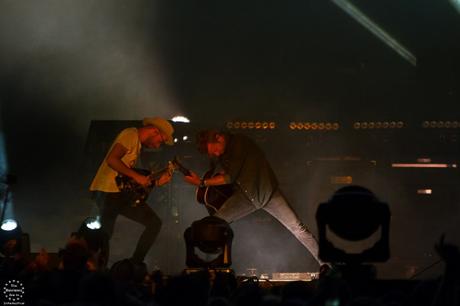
[{"x1": 1, "y1": 0, "x2": 459, "y2": 278}]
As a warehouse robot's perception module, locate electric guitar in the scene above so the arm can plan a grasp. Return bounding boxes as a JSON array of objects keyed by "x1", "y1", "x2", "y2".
[{"x1": 115, "y1": 161, "x2": 177, "y2": 207}]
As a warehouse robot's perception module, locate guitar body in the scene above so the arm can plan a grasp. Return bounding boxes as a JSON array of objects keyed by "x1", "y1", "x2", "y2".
[
  {"x1": 115, "y1": 168, "x2": 154, "y2": 206},
  {"x1": 115, "y1": 161, "x2": 176, "y2": 207},
  {"x1": 195, "y1": 170, "x2": 213, "y2": 205},
  {"x1": 196, "y1": 171, "x2": 234, "y2": 214}
]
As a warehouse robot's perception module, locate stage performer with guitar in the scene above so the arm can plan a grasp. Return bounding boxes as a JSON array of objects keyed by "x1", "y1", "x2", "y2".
[
  {"x1": 89, "y1": 117, "x2": 174, "y2": 265},
  {"x1": 183, "y1": 129, "x2": 327, "y2": 269}
]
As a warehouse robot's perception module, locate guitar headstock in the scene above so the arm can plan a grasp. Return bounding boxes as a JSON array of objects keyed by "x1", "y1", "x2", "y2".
[{"x1": 167, "y1": 160, "x2": 177, "y2": 175}]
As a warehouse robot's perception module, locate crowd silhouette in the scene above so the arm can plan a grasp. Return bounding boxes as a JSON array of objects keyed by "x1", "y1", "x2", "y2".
[{"x1": 1, "y1": 186, "x2": 459, "y2": 305}]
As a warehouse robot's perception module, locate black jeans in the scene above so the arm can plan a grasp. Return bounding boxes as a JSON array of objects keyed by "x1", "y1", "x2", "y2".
[{"x1": 99, "y1": 192, "x2": 162, "y2": 264}]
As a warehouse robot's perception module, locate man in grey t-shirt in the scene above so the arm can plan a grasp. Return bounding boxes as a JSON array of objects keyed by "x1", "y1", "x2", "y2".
[{"x1": 184, "y1": 129, "x2": 326, "y2": 267}]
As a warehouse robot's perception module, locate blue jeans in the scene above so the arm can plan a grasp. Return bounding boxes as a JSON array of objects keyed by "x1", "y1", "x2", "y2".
[{"x1": 214, "y1": 189, "x2": 323, "y2": 265}]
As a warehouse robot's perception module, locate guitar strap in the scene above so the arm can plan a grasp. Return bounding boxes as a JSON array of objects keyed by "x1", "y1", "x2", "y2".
[{"x1": 209, "y1": 159, "x2": 218, "y2": 174}]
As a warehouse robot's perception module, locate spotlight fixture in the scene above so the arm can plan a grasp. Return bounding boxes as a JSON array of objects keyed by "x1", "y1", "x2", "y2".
[
  {"x1": 0, "y1": 221, "x2": 26, "y2": 257},
  {"x1": 184, "y1": 216, "x2": 233, "y2": 268},
  {"x1": 422, "y1": 120, "x2": 460, "y2": 128},
  {"x1": 316, "y1": 186, "x2": 390, "y2": 264},
  {"x1": 76, "y1": 217, "x2": 108, "y2": 254},
  {"x1": 171, "y1": 116, "x2": 190, "y2": 123},
  {"x1": 84, "y1": 217, "x2": 101, "y2": 230},
  {"x1": 1, "y1": 219, "x2": 18, "y2": 231},
  {"x1": 290, "y1": 122, "x2": 340, "y2": 131},
  {"x1": 354, "y1": 121, "x2": 404, "y2": 129},
  {"x1": 226, "y1": 121, "x2": 277, "y2": 130}
]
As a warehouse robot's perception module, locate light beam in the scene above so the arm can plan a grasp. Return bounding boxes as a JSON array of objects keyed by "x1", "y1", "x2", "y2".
[{"x1": 331, "y1": 0, "x2": 417, "y2": 66}]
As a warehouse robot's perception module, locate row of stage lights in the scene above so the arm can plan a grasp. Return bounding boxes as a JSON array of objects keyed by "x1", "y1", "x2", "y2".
[
  {"x1": 225, "y1": 120, "x2": 460, "y2": 131},
  {"x1": 226, "y1": 121, "x2": 341, "y2": 130},
  {"x1": 353, "y1": 121, "x2": 405, "y2": 129},
  {"x1": 226, "y1": 121, "x2": 277, "y2": 129},
  {"x1": 422, "y1": 121, "x2": 460, "y2": 129},
  {"x1": 289, "y1": 122, "x2": 340, "y2": 131}
]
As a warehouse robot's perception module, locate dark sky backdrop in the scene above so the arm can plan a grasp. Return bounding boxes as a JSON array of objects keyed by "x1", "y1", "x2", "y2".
[{"x1": 0, "y1": 0, "x2": 459, "y2": 277}]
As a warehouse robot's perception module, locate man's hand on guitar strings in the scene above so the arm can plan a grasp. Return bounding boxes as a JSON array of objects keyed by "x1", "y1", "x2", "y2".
[
  {"x1": 156, "y1": 172, "x2": 172, "y2": 187},
  {"x1": 132, "y1": 173, "x2": 151, "y2": 187}
]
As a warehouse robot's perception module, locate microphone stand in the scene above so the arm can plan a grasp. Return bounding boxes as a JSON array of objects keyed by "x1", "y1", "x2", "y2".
[{"x1": 1, "y1": 174, "x2": 17, "y2": 225}]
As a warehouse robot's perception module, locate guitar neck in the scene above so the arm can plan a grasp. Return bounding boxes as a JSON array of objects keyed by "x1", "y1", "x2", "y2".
[
  {"x1": 176, "y1": 164, "x2": 191, "y2": 176},
  {"x1": 148, "y1": 166, "x2": 171, "y2": 180},
  {"x1": 172, "y1": 158, "x2": 191, "y2": 176}
]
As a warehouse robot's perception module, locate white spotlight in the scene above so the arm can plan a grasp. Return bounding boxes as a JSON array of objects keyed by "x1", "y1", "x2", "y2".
[
  {"x1": 1, "y1": 219, "x2": 18, "y2": 231},
  {"x1": 171, "y1": 116, "x2": 190, "y2": 123},
  {"x1": 85, "y1": 217, "x2": 101, "y2": 230},
  {"x1": 183, "y1": 136, "x2": 189, "y2": 141}
]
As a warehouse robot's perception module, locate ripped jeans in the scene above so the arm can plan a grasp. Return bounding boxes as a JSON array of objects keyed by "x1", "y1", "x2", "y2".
[{"x1": 214, "y1": 189, "x2": 324, "y2": 265}]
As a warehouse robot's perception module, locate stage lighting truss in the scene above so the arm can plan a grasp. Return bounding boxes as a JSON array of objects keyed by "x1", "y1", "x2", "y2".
[
  {"x1": 288, "y1": 122, "x2": 340, "y2": 131},
  {"x1": 353, "y1": 121, "x2": 404, "y2": 130},
  {"x1": 421, "y1": 120, "x2": 460, "y2": 129},
  {"x1": 226, "y1": 121, "x2": 276, "y2": 130}
]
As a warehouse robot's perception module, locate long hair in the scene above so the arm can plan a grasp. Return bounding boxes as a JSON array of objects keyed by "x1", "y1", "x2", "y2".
[{"x1": 196, "y1": 129, "x2": 228, "y2": 154}]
